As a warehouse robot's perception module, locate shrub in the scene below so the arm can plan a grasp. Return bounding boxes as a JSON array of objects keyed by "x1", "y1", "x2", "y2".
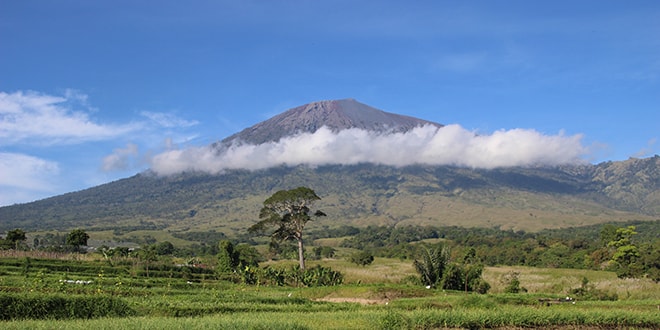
[
  {"x1": 502, "y1": 271, "x2": 526, "y2": 294},
  {"x1": 259, "y1": 265, "x2": 343, "y2": 287},
  {"x1": 349, "y1": 251, "x2": 374, "y2": 266},
  {"x1": 302, "y1": 265, "x2": 343, "y2": 287},
  {"x1": 570, "y1": 277, "x2": 618, "y2": 301}
]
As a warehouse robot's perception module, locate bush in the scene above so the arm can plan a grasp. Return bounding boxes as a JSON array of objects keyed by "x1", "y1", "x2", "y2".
[
  {"x1": 349, "y1": 251, "x2": 374, "y2": 266},
  {"x1": 570, "y1": 277, "x2": 618, "y2": 301},
  {"x1": 259, "y1": 265, "x2": 343, "y2": 287},
  {"x1": 502, "y1": 271, "x2": 526, "y2": 294},
  {"x1": 302, "y1": 265, "x2": 343, "y2": 287}
]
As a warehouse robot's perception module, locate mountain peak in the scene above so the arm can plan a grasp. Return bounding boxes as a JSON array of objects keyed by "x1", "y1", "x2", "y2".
[{"x1": 221, "y1": 99, "x2": 443, "y2": 145}]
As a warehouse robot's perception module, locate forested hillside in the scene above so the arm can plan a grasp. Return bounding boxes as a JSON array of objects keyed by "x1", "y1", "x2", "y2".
[{"x1": 0, "y1": 156, "x2": 658, "y2": 235}]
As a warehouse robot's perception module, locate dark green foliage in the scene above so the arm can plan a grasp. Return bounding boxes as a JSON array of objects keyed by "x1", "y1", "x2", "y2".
[
  {"x1": 440, "y1": 263, "x2": 465, "y2": 291},
  {"x1": 66, "y1": 229, "x2": 89, "y2": 252},
  {"x1": 3, "y1": 228, "x2": 27, "y2": 249},
  {"x1": 301, "y1": 265, "x2": 343, "y2": 287},
  {"x1": 607, "y1": 226, "x2": 643, "y2": 278},
  {"x1": 414, "y1": 245, "x2": 489, "y2": 293},
  {"x1": 152, "y1": 241, "x2": 175, "y2": 255},
  {"x1": 570, "y1": 277, "x2": 618, "y2": 301},
  {"x1": 349, "y1": 250, "x2": 374, "y2": 266},
  {"x1": 502, "y1": 271, "x2": 526, "y2": 294},
  {"x1": 249, "y1": 187, "x2": 326, "y2": 270},
  {"x1": 413, "y1": 245, "x2": 449, "y2": 288},
  {"x1": 217, "y1": 240, "x2": 240, "y2": 273},
  {"x1": 235, "y1": 243, "x2": 263, "y2": 267},
  {"x1": 0, "y1": 293, "x2": 135, "y2": 320},
  {"x1": 638, "y1": 241, "x2": 660, "y2": 282},
  {"x1": 338, "y1": 221, "x2": 659, "y2": 279},
  {"x1": 259, "y1": 265, "x2": 343, "y2": 287},
  {"x1": 312, "y1": 246, "x2": 336, "y2": 259},
  {"x1": 341, "y1": 225, "x2": 440, "y2": 252},
  {"x1": 268, "y1": 240, "x2": 300, "y2": 260}
]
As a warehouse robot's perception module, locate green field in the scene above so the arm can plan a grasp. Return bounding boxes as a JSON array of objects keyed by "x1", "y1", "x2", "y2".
[{"x1": 0, "y1": 252, "x2": 658, "y2": 329}]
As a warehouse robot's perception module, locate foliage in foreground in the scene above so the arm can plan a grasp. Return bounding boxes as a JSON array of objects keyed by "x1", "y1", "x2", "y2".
[
  {"x1": 0, "y1": 293, "x2": 135, "y2": 320},
  {"x1": 413, "y1": 245, "x2": 490, "y2": 294},
  {"x1": 0, "y1": 252, "x2": 657, "y2": 328},
  {"x1": 2, "y1": 305, "x2": 659, "y2": 330}
]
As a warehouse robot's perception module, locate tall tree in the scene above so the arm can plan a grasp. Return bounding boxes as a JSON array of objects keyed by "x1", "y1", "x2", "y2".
[
  {"x1": 6, "y1": 229, "x2": 27, "y2": 250},
  {"x1": 607, "y1": 226, "x2": 641, "y2": 278},
  {"x1": 66, "y1": 229, "x2": 89, "y2": 253},
  {"x1": 249, "y1": 187, "x2": 326, "y2": 270}
]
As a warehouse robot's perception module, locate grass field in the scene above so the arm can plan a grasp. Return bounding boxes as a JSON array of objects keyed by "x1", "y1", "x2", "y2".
[{"x1": 0, "y1": 252, "x2": 658, "y2": 329}]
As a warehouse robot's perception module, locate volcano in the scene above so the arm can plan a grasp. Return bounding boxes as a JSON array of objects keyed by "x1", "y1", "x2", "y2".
[
  {"x1": 0, "y1": 99, "x2": 657, "y2": 235},
  {"x1": 219, "y1": 98, "x2": 442, "y2": 146}
]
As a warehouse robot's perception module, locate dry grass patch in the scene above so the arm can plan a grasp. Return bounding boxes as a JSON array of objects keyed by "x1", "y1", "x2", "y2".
[
  {"x1": 483, "y1": 266, "x2": 659, "y2": 299},
  {"x1": 321, "y1": 258, "x2": 416, "y2": 284}
]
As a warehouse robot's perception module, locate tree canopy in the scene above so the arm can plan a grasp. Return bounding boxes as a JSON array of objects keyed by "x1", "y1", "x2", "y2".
[
  {"x1": 66, "y1": 229, "x2": 89, "y2": 252},
  {"x1": 249, "y1": 187, "x2": 326, "y2": 270}
]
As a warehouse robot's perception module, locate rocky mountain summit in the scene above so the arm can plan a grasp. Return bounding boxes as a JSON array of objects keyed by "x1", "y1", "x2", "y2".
[{"x1": 219, "y1": 98, "x2": 442, "y2": 146}]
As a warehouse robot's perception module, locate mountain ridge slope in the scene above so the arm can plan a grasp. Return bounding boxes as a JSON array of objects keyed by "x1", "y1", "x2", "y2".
[{"x1": 0, "y1": 99, "x2": 657, "y2": 235}]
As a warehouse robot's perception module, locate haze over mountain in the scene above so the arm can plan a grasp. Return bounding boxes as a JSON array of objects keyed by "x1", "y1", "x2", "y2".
[
  {"x1": 0, "y1": 99, "x2": 657, "y2": 236},
  {"x1": 149, "y1": 99, "x2": 587, "y2": 175}
]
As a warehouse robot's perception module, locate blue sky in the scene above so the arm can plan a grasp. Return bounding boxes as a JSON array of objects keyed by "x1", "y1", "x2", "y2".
[{"x1": 1, "y1": 1, "x2": 659, "y2": 206}]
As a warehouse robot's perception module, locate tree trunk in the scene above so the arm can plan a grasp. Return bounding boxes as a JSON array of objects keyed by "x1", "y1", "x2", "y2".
[{"x1": 297, "y1": 238, "x2": 305, "y2": 270}]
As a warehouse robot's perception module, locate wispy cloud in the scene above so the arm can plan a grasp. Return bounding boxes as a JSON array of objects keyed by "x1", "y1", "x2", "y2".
[
  {"x1": 0, "y1": 89, "x2": 203, "y2": 205},
  {"x1": 0, "y1": 90, "x2": 141, "y2": 145},
  {"x1": 632, "y1": 138, "x2": 658, "y2": 158},
  {"x1": 102, "y1": 143, "x2": 140, "y2": 171},
  {"x1": 141, "y1": 111, "x2": 199, "y2": 128},
  {"x1": 0, "y1": 152, "x2": 59, "y2": 205},
  {"x1": 150, "y1": 125, "x2": 588, "y2": 175}
]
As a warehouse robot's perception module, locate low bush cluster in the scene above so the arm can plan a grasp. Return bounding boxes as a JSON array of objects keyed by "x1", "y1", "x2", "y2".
[{"x1": 243, "y1": 265, "x2": 343, "y2": 287}]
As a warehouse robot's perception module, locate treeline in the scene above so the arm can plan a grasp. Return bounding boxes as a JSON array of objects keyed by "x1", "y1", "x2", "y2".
[
  {"x1": 3, "y1": 220, "x2": 658, "y2": 282},
  {"x1": 331, "y1": 221, "x2": 659, "y2": 280}
]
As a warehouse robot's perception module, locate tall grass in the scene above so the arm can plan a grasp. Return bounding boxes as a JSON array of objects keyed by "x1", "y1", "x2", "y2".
[
  {"x1": 1, "y1": 254, "x2": 659, "y2": 329},
  {"x1": 483, "y1": 265, "x2": 658, "y2": 299},
  {"x1": 2, "y1": 307, "x2": 659, "y2": 330}
]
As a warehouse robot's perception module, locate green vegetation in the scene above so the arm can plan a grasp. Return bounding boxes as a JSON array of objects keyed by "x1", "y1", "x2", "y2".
[
  {"x1": 0, "y1": 253, "x2": 657, "y2": 329},
  {"x1": 249, "y1": 187, "x2": 326, "y2": 270},
  {"x1": 0, "y1": 293, "x2": 134, "y2": 320},
  {"x1": 1, "y1": 158, "x2": 658, "y2": 235},
  {"x1": 348, "y1": 251, "x2": 374, "y2": 266},
  {"x1": 66, "y1": 229, "x2": 90, "y2": 253},
  {"x1": 1, "y1": 216, "x2": 658, "y2": 328}
]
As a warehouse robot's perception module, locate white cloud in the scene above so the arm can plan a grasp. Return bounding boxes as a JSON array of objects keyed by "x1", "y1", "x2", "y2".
[
  {"x1": 0, "y1": 90, "x2": 141, "y2": 145},
  {"x1": 141, "y1": 111, "x2": 199, "y2": 128},
  {"x1": 0, "y1": 152, "x2": 59, "y2": 205},
  {"x1": 102, "y1": 143, "x2": 140, "y2": 172},
  {"x1": 150, "y1": 125, "x2": 588, "y2": 175},
  {"x1": 632, "y1": 137, "x2": 657, "y2": 158}
]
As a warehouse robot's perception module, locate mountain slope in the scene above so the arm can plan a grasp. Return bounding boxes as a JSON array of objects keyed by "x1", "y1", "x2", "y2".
[
  {"x1": 0, "y1": 158, "x2": 657, "y2": 234},
  {"x1": 0, "y1": 99, "x2": 657, "y2": 236}
]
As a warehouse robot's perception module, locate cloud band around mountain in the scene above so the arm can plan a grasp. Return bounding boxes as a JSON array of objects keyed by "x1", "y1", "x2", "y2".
[{"x1": 150, "y1": 125, "x2": 587, "y2": 175}]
